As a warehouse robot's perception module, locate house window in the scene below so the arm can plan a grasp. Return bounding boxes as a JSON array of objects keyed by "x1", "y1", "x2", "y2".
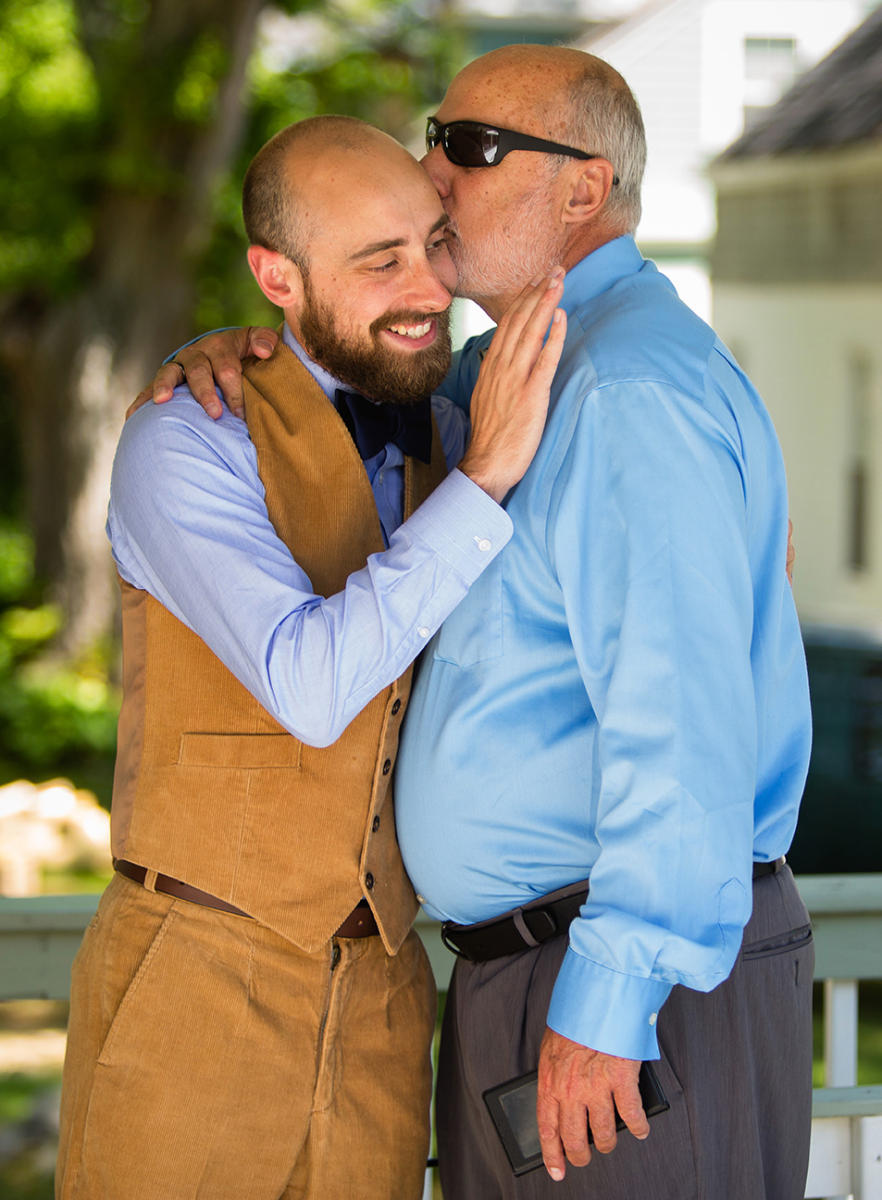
[
  {"x1": 846, "y1": 352, "x2": 872, "y2": 573},
  {"x1": 744, "y1": 36, "x2": 797, "y2": 84},
  {"x1": 742, "y1": 36, "x2": 798, "y2": 129}
]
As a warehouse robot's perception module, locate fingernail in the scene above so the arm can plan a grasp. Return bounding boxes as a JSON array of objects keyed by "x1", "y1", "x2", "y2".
[
  {"x1": 255, "y1": 339, "x2": 273, "y2": 354},
  {"x1": 532, "y1": 275, "x2": 544, "y2": 287},
  {"x1": 549, "y1": 1167, "x2": 564, "y2": 1182}
]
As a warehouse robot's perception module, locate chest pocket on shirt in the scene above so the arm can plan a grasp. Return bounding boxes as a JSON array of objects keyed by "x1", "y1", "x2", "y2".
[{"x1": 433, "y1": 553, "x2": 504, "y2": 668}]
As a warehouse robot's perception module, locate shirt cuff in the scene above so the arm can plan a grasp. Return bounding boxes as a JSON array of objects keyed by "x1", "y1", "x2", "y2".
[
  {"x1": 546, "y1": 947, "x2": 673, "y2": 1061},
  {"x1": 400, "y1": 468, "x2": 513, "y2": 582}
]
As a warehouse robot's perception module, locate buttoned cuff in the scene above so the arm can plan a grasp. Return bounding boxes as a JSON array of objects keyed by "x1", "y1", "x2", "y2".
[
  {"x1": 401, "y1": 468, "x2": 513, "y2": 582},
  {"x1": 546, "y1": 946, "x2": 673, "y2": 1061}
]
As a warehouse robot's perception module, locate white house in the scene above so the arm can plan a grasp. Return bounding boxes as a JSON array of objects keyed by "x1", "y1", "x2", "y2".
[
  {"x1": 579, "y1": 0, "x2": 874, "y2": 318},
  {"x1": 708, "y1": 6, "x2": 882, "y2": 872},
  {"x1": 710, "y1": 5, "x2": 882, "y2": 636}
]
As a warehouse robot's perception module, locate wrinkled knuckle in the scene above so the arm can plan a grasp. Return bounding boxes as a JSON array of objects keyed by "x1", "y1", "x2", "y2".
[{"x1": 536, "y1": 1117, "x2": 558, "y2": 1143}]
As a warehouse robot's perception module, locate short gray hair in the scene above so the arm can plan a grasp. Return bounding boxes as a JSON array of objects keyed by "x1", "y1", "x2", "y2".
[{"x1": 560, "y1": 63, "x2": 646, "y2": 232}]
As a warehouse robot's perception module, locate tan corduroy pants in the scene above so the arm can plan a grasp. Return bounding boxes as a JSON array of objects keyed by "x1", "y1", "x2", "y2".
[{"x1": 56, "y1": 874, "x2": 435, "y2": 1200}]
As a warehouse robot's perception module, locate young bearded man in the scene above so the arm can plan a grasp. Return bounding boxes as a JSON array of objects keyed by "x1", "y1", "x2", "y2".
[{"x1": 56, "y1": 114, "x2": 565, "y2": 1200}]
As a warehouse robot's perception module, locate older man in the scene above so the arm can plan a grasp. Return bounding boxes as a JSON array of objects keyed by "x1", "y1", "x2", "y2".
[
  {"x1": 56, "y1": 114, "x2": 564, "y2": 1200},
  {"x1": 155, "y1": 44, "x2": 813, "y2": 1200}
]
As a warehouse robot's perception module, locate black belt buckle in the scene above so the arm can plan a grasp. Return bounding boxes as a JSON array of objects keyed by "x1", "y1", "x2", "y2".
[
  {"x1": 517, "y1": 905, "x2": 558, "y2": 946},
  {"x1": 441, "y1": 923, "x2": 475, "y2": 960},
  {"x1": 441, "y1": 896, "x2": 580, "y2": 962}
]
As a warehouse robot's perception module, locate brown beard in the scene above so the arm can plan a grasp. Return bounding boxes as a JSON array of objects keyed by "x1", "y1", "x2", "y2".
[{"x1": 297, "y1": 274, "x2": 452, "y2": 405}]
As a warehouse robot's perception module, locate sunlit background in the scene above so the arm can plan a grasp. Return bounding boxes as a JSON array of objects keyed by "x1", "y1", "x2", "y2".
[{"x1": 1, "y1": 1, "x2": 880, "y2": 1196}]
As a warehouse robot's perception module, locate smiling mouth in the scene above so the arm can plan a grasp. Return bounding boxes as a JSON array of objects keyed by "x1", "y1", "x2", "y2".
[{"x1": 383, "y1": 318, "x2": 436, "y2": 347}]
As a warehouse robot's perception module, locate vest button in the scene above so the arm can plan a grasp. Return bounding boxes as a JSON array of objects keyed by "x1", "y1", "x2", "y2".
[
  {"x1": 382, "y1": 758, "x2": 392, "y2": 775},
  {"x1": 391, "y1": 699, "x2": 402, "y2": 715},
  {"x1": 365, "y1": 873, "x2": 375, "y2": 890},
  {"x1": 372, "y1": 816, "x2": 380, "y2": 832}
]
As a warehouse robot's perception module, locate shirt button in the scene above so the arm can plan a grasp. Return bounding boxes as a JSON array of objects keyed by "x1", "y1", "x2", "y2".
[
  {"x1": 474, "y1": 536, "x2": 492, "y2": 553},
  {"x1": 365, "y1": 873, "x2": 375, "y2": 890},
  {"x1": 382, "y1": 758, "x2": 392, "y2": 775},
  {"x1": 391, "y1": 699, "x2": 401, "y2": 715},
  {"x1": 416, "y1": 894, "x2": 426, "y2": 904},
  {"x1": 649, "y1": 1012, "x2": 658, "y2": 1026},
  {"x1": 372, "y1": 816, "x2": 380, "y2": 832},
  {"x1": 417, "y1": 626, "x2": 430, "y2": 639}
]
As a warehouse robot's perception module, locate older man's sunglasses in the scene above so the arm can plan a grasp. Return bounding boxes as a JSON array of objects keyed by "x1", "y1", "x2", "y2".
[{"x1": 426, "y1": 117, "x2": 618, "y2": 183}]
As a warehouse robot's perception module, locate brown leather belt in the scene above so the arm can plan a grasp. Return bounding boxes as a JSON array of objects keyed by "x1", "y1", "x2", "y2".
[
  {"x1": 334, "y1": 898, "x2": 379, "y2": 938},
  {"x1": 113, "y1": 859, "x2": 252, "y2": 918},
  {"x1": 112, "y1": 859, "x2": 379, "y2": 937}
]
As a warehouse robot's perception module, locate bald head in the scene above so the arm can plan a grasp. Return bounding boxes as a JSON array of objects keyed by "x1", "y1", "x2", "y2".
[
  {"x1": 453, "y1": 44, "x2": 645, "y2": 232},
  {"x1": 242, "y1": 116, "x2": 422, "y2": 270}
]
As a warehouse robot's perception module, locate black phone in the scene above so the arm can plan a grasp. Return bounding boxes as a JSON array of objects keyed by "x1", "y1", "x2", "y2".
[{"x1": 483, "y1": 1060, "x2": 669, "y2": 1176}]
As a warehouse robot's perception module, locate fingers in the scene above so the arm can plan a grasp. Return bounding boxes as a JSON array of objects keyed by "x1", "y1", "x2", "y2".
[
  {"x1": 175, "y1": 350, "x2": 225, "y2": 419},
  {"x1": 614, "y1": 1077, "x2": 651, "y2": 1143},
  {"x1": 174, "y1": 327, "x2": 267, "y2": 419},
  {"x1": 245, "y1": 325, "x2": 278, "y2": 359},
  {"x1": 536, "y1": 1086, "x2": 569, "y2": 1182},
  {"x1": 150, "y1": 362, "x2": 187, "y2": 406},
  {"x1": 537, "y1": 1031, "x2": 649, "y2": 1182},
  {"x1": 531, "y1": 308, "x2": 567, "y2": 392},
  {"x1": 486, "y1": 269, "x2": 564, "y2": 369}
]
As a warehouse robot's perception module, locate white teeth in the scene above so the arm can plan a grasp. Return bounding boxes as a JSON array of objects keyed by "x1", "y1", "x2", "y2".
[{"x1": 388, "y1": 321, "x2": 432, "y2": 339}]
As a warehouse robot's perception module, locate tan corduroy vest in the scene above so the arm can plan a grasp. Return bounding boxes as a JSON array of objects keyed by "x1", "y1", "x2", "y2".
[{"x1": 110, "y1": 342, "x2": 447, "y2": 954}]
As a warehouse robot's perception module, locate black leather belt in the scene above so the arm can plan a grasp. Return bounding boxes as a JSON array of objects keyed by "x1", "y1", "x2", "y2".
[{"x1": 441, "y1": 858, "x2": 786, "y2": 964}]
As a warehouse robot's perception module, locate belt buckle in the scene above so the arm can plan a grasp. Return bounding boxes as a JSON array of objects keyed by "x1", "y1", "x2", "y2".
[
  {"x1": 516, "y1": 906, "x2": 557, "y2": 948},
  {"x1": 441, "y1": 923, "x2": 473, "y2": 960}
]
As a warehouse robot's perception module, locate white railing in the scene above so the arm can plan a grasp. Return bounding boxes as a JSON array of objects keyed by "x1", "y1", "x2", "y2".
[{"x1": 2, "y1": 874, "x2": 882, "y2": 1198}]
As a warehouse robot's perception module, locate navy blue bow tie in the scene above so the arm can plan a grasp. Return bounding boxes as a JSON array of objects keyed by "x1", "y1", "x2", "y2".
[{"x1": 334, "y1": 389, "x2": 432, "y2": 465}]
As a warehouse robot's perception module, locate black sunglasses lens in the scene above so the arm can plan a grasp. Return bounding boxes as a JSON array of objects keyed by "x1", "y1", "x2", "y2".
[{"x1": 445, "y1": 123, "x2": 500, "y2": 166}]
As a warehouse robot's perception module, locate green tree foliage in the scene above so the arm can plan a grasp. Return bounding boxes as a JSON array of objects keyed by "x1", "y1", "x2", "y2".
[
  {"x1": 0, "y1": 0, "x2": 463, "y2": 794},
  {"x1": 0, "y1": 0, "x2": 462, "y2": 342}
]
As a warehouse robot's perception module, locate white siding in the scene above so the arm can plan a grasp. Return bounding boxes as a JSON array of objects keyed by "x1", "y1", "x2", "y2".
[{"x1": 714, "y1": 282, "x2": 882, "y2": 634}]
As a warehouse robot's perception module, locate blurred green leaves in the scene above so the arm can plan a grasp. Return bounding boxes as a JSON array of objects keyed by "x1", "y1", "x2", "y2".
[
  {"x1": 0, "y1": 522, "x2": 118, "y2": 797},
  {"x1": 0, "y1": 0, "x2": 465, "y2": 795}
]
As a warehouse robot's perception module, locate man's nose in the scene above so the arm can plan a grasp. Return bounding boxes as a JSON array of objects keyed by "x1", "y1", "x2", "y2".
[
  {"x1": 420, "y1": 145, "x2": 451, "y2": 199},
  {"x1": 408, "y1": 260, "x2": 453, "y2": 313}
]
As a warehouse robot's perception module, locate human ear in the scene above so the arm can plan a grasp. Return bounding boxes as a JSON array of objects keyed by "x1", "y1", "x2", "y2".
[
  {"x1": 246, "y1": 245, "x2": 304, "y2": 308},
  {"x1": 561, "y1": 161, "x2": 617, "y2": 226}
]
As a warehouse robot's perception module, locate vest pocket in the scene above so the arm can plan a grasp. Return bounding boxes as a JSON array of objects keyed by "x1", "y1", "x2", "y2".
[
  {"x1": 433, "y1": 553, "x2": 504, "y2": 668},
  {"x1": 177, "y1": 732, "x2": 302, "y2": 770}
]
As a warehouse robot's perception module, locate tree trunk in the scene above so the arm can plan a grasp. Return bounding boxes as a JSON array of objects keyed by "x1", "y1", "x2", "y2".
[{"x1": 3, "y1": 0, "x2": 265, "y2": 658}]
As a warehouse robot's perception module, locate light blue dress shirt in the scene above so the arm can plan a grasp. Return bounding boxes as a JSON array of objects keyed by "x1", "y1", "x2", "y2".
[
  {"x1": 107, "y1": 324, "x2": 512, "y2": 748},
  {"x1": 395, "y1": 236, "x2": 812, "y2": 1061}
]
